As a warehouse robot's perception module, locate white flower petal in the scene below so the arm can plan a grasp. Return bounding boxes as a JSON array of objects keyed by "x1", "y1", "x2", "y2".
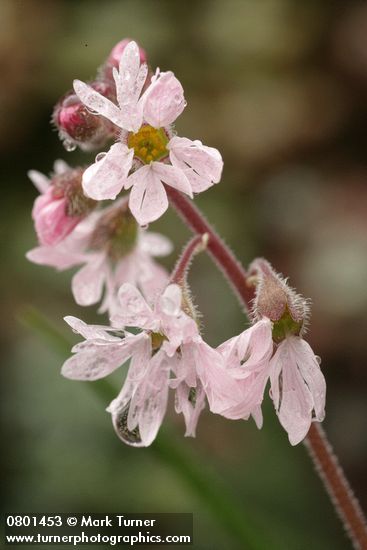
[
  {"x1": 64, "y1": 316, "x2": 120, "y2": 341},
  {"x1": 159, "y1": 284, "x2": 182, "y2": 316},
  {"x1": 73, "y1": 79, "x2": 124, "y2": 128},
  {"x1": 53, "y1": 159, "x2": 69, "y2": 175},
  {"x1": 61, "y1": 338, "x2": 136, "y2": 381},
  {"x1": 152, "y1": 162, "x2": 192, "y2": 197},
  {"x1": 112, "y1": 283, "x2": 157, "y2": 330},
  {"x1": 128, "y1": 165, "x2": 169, "y2": 225},
  {"x1": 26, "y1": 246, "x2": 83, "y2": 270},
  {"x1": 28, "y1": 170, "x2": 50, "y2": 194},
  {"x1": 143, "y1": 71, "x2": 186, "y2": 128},
  {"x1": 140, "y1": 231, "x2": 173, "y2": 257},
  {"x1": 287, "y1": 336, "x2": 326, "y2": 422},
  {"x1": 82, "y1": 143, "x2": 133, "y2": 200},
  {"x1": 270, "y1": 339, "x2": 315, "y2": 445},
  {"x1": 137, "y1": 257, "x2": 170, "y2": 303},
  {"x1": 169, "y1": 136, "x2": 223, "y2": 193},
  {"x1": 114, "y1": 41, "x2": 147, "y2": 132},
  {"x1": 71, "y1": 257, "x2": 106, "y2": 306},
  {"x1": 137, "y1": 351, "x2": 170, "y2": 446}
]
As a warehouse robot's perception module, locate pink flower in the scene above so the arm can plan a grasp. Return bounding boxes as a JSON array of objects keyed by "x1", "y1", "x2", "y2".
[
  {"x1": 269, "y1": 335, "x2": 326, "y2": 445},
  {"x1": 29, "y1": 161, "x2": 95, "y2": 246},
  {"x1": 73, "y1": 41, "x2": 223, "y2": 225},
  {"x1": 27, "y1": 200, "x2": 172, "y2": 316},
  {"x1": 216, "y1": 318, "x2": 274, "y2": 428},
  {"x1": 32, "y1": 189, "x2": 80, "y2": 246},
  {"x1": 218, "y1": 319, "x2": 326, "y2": 444},
  {"x1": 62, "y1": 284, "x2": 242, "y2": 446}
]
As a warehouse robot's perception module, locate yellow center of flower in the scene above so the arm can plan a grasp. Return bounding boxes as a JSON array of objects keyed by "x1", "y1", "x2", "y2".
[{"x1": 128, "y1": 125, "x2": 169, "y2": 163}]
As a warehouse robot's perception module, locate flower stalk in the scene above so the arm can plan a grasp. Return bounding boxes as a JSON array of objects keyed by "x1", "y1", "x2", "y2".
[
  {"x1": 305, "y1": 423, "x2": 367, "y2": 549},
  {"x1": 166, "y1": 187, "x2": 254, "y2": 312},
  {"x1": 170, "y1": 233, "x2": 209, "y2": 286}
]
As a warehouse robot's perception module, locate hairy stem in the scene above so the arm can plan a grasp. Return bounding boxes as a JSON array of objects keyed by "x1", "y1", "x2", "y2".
[
  {"x1": 171, "y1": 233, "x2": 209, "y2": 286},
  {"x1": 167, "y1": 189, "x2": 367, "y2": 549},
  {"x1": 166, "y1": 187, "x2": 254, "y2": 313},
  {"x1": 305, "y1": 423, "x2": 367, "y2": 549}
]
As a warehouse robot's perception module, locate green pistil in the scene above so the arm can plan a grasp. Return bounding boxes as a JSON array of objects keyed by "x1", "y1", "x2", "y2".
[
  {"x1": 90, "y1": 207, "x2": 139, "y2": 261},
  {"x1": 272, "y1": 308, "x2": 302, "y2": 343}
]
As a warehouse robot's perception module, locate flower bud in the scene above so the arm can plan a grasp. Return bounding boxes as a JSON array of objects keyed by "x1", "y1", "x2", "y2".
[
  {"x1": 33, "y1": 167, "x2": 96, "y2": 246},
  {"x1": 248, "y1": 258, "x2": 310, "y2": 341},
  {"x1": 53, "y1": 82, "x2": 116, "y2": 151},
  {"x1": 99, "y1": 39, "x2": 147, "y2": 81}
]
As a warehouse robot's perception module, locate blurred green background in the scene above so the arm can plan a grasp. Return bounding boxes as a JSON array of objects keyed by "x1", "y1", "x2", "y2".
[{"x1": 2, "y1": 0, "x2": 367, "y2": 548}]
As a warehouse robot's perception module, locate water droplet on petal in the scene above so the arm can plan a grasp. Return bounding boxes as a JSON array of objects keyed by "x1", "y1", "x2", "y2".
[
  {"x1": 112, "y1": 405, "x2": 143, "y2": 447},
  {"x1": 95, "y1": 152, "x2": 107, "y2": 162},
  {"x1": 63, "y1": 139, "x2": 76, "y2": 152},
  {"x1": 85, "y1": 106, "x2": 99, "y2": 116}
]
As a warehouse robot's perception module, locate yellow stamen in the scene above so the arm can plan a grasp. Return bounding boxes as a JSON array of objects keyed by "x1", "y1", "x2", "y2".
[{"x1": 128, "y1": 125, "x2": 169, "y2": 163}]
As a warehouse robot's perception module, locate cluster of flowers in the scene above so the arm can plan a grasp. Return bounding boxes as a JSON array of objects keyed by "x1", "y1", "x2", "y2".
[{"x1": 27, "y1": 39, "x2": 326, "y2": 447}]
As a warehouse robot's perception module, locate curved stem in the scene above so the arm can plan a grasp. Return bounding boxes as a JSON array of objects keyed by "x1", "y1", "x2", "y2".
[
  {"x1": 170, "y1": 233, "x2": 208, "y2": 285},
  {"x1": 305, "y1": 423, "x2": 367, "y2": 549},
  {"x1": 167, "y1": 189, "x2": 367, "y2": 549},
  {"x1": 166, "y1": 187, "x2": 254, "y2": 314}
]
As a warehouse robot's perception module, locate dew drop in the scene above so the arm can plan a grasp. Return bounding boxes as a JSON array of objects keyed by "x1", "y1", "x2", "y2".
[
  {"x1": 113, "y1": 405, "x2": 143, "y2": 447},
  {"x1": 95, "y1": 152, "x2": 107, "y2": 162},
  {"x1": 63, "y1": 139, "x2": 76, "y2": 152},
  {"x1": 85, "y1": 106, "x2": 99, "y2": 116}
]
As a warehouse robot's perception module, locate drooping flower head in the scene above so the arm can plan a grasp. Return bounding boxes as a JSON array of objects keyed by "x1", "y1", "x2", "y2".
[
  {"x1": 27, "y1": 198, "x2": 172, "y2": 316},
  {"x1": 218, "y1": 259, "x2": 326, "y2": 445},
  {"x1": 72, "y1": 41, "x2": 223, "y2": 225},
  {"x1": 62, "y1": 282, "x2": 245, "y2": 446},
  {"x1": 30, "y1": 160, "x2": 97, "y2": 246}
]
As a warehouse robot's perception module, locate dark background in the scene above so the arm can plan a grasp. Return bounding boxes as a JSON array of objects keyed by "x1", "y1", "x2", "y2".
[{"x1": 2, "y1": 1, "x2": 367, "y2": 548}]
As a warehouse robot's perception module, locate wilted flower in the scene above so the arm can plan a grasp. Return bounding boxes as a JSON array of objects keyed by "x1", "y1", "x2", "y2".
[
  {"x1": 73, "y1": 41, "x2": 223, "y2": 225},
  {"x1": 29, "y1": 160, "x2": 96, "y2": 246},
  {"x1": 27, "y1": 199, "x2": 172, "y2": 315}
]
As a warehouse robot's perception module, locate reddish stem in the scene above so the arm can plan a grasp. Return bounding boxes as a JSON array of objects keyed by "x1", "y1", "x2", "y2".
[
  {"x1": 170, "y1": 233, "x2": 208, "y2": 285},
  {"x1": 167, "y1": 186, "x2": 367, "y2": 549},
  {"x1": 166, "y1": 187, "x2": 254, "y2": 314},
  {"x1": 305, "y1": 423, "x2": 367, "y2": 549}
]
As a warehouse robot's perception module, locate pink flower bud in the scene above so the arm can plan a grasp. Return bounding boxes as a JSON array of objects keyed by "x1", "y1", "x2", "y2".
[
  {"x1": 249, "y1": 258, "x2": 310, "y2": 340},
  {"x1": 108, "y1": 38, "x2": 147, "y2": 68},
  {"x1": 99, "y1": 39, "x2": 147, "y2": 82},
  {"x1": 53, "y1": 83, "x2": 116, "y2": 151},
  {"x1": 32, "y1": 188, "x2": 81, "y2": 246},
  {"x1": 31, "y1": 167, "x2": 97, "y2": 246}
]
